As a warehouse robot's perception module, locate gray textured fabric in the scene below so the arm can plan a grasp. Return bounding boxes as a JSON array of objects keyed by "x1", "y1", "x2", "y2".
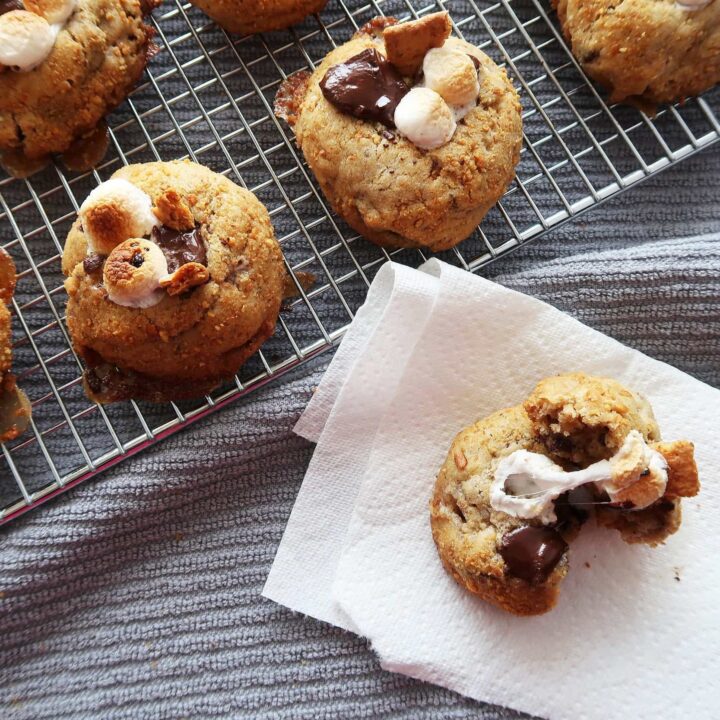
[{"x1": 1, "y1": 146, "x2": 718, "y2": 719}]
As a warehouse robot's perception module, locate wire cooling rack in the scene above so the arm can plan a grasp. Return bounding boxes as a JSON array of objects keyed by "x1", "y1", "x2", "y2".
[{"x1": 0, "y1": 0, "x2": 718, "y2": 525}]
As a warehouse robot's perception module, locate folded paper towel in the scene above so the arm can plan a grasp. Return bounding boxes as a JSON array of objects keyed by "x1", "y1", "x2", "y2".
[{"x1": 264, "y1": 259, "x2": 719, "y2": 720}]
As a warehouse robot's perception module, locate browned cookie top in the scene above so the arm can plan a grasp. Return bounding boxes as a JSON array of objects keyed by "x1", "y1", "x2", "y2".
[{"x1": 284, "y1": 17, "x2": 523, "y2": 252}]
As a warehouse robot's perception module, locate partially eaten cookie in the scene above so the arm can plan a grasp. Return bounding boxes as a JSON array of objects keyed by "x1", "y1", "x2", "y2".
[{"x1": 430, "y1": 373, "x2": 700, "y2": 616}]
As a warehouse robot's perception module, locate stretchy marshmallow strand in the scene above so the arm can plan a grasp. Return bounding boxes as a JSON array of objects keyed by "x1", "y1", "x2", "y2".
[
  {"x1": 394, "y1": 87, "x2": 456, "y2": 151},
  {"x1": 0, "y1": 11, "x2": 56, "y2": 71},
  {"x1": 80, "y1": 179, "x2": 161, "y2": 256},
  {"x1": 103, "y1": 239, "x2": 168, "y2": 309},
  {"x1": 490, "y1": 431, "x2": 669, "y2": 524}
]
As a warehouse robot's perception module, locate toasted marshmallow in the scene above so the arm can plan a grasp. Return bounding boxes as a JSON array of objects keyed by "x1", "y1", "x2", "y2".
[
  {"x1": 25, "y1": 0, "x2": 77, "y2": 23},
  {"x1": 422, "y1": 46, "x2": 480, "y2": 110},
  {"x1": 394, "y1": 87, "x2": 456, "y2": 151},
  {"x1": 103, "y1": 239, "x2": 168, "y2": 308},
  {"x1": 80, "y1": 179, "x2": 161, "y2": 256},
  {"x1": 490, "y1": 430, "x2": 668, "y2": 524},
  {"x1": 0, "y1": 10, "x2": 55, "y2": 71}
]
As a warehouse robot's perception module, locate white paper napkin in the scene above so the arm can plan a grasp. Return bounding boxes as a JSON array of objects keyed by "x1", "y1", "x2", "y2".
[{"x1": 264, "y1": 260, "x2": 720, "y2": 720}]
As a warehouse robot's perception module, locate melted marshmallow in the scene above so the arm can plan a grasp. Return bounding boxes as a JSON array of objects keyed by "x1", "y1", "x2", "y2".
[
  {"x1": 104, "y1": 239, "x2": 168, "y2": 309},
  {"x1": 79, "y1": 179, "x2": 161, "y2": 255},
  {"x1": 490, "y1": 430, "x2": 668, "y2": 524},
  {"x1": 0, "y1": 11, "x2": 55, "y2": 71},
  {"x1": 422, "y1": 46, "x2": 480, "y2": 121},
  {"x1": 394, "y1": 87, "x2": 456, "y2": 150},
  {"x1": 392, "y1": 39, "x2": 482, "y2": 150}
]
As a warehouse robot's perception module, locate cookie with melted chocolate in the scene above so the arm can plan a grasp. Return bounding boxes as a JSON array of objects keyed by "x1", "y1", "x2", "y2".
[
  {"x1": 275, "y1": 15, "x2": 522, "y2": 252},
  {"x1": 62, "y1": 160, "x2": 285, "y2": 403}
]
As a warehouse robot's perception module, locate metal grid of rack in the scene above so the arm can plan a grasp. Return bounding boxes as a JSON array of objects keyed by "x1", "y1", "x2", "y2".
[{"x1": 0, "y1": 0, "x2": 717, "y2": 525}]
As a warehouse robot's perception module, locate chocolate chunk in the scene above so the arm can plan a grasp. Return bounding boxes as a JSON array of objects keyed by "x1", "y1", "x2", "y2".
[
  {"x1": 82, "y1": 253, "x2": 106, "y2": 274},
  {"x1": 610, "y1": 500, "x2": 636, "y2": 510},
  {"x1": 547, "y1": 433, "x2": 573, "y2": 454},
  {"x1": 151, "y1": 225, "x2": 207, "y2": 273},
  {"x1": 554, "y1": 489, "x2": 590, "y2": 528},
  {"x1": 468, "y1": 54, "x2": 481, "y2": 71},
  {"x1": 499, "y1": 526, "x2": 568, "y2": 585},
  {"x1": 320, "y1": 48, "x2": 409, "y2": 129},
  {"x1": 129, "y1": 252, "x2": 144, "y2": 268},
  {"x1": 0, "y1": 0, "x2": 24, "y2": 16}
]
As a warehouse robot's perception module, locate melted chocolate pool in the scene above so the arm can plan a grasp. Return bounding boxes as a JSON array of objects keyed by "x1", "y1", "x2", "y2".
[
  {"x1": 499, "y1": 526, "x2": 568, "y2": 585},
  {"x1": 151, "y1": 225, "x2": 207, "y2": 273},
  {"x1": 320, "y1": 48, "x2": 409, "y2": 128}
]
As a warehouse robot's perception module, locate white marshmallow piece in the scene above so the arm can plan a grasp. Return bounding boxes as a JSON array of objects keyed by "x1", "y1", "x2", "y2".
[
  {"x1": 394, "y1": 87, "x2": 456, "y2": 151},
  {"x1": 80, "y1": 179, "x2": 161, "y2": 255},
  {"x1": 104, "y1": 240, "x2": 168, "y2": 309},
  {"x1": 0, "y1": 10, "x2": 55, "y2": 72}
]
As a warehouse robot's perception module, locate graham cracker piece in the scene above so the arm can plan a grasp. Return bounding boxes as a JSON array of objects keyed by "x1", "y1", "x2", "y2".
[
  {"x1": 653, "y1": 440, "x2": 700, "y2": 499},
  {"x1": 153, "y1": 189, "x2": 195, "y2": 231},
  {"x1": 383, "y1": 11, "x2": 452, "y2": 76},
  {"x1": 159, "y1": 262, "x2": 209, "y2": 296}
]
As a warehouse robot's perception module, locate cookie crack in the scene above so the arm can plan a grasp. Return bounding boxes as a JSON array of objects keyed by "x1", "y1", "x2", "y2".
[{"x1": 9, "y1": 112, "x2": 24, "y2": 147}]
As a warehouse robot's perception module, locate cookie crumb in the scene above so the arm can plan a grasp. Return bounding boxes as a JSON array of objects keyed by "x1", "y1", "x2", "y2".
[
  {"x1": 673, "y1": 567, "x2": 681, "y2": 582},
  {"x1": 584, "y1": 561, "x2": 591, "y2": 569},
  {"x1": 358, "y1": 16, "x2": 397, "y2": 38},
  {"x1": 653, "y1": 440, "x2": 700, "y2": 499},
  {"x1": 453, "y1": 447, "x2": 467, "y2": 471}
]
